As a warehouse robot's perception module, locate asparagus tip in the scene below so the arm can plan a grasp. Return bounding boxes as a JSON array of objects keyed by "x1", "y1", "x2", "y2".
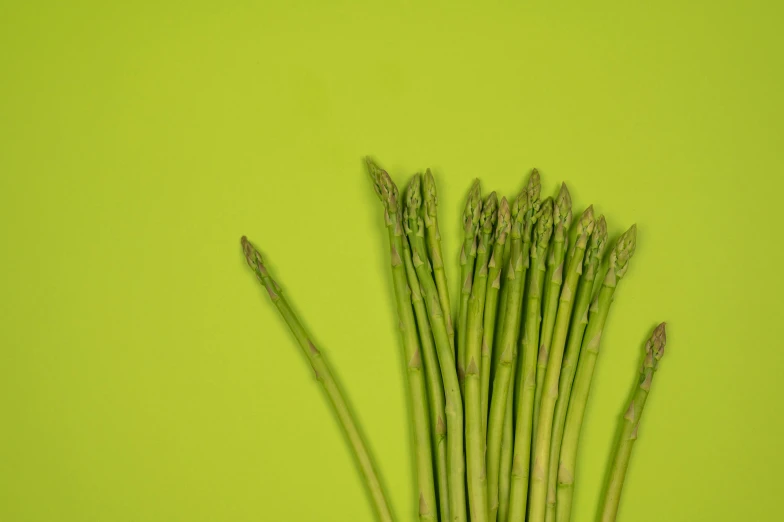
[
  {"x1": 647, "y1": 322, "x2": 667, "y2": 364},
  {"x1": 240, "y1": 236, "x2": 263, "y2": 273},
  {"x1": 365, "y1": 157, "x2": 400, "y2": 213}
]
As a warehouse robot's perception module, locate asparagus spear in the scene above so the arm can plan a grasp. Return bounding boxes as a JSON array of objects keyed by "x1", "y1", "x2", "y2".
[
  {"x1": 599, "y1": 323, "x2": 667, "y2": 522},
  {"x1": 481, "y1": 198, "x2": 511, "y2": 436},
  {"x1": 497, "y1": 388, "x2": 515, "y2": 522},
  {"x1": 240, "y1": 237, "x2": 394, "y2": 522},
  {"x1": 465, "y1": 192, "x2": 498, "y2": 522},
  {"x1": 368, "y1": 160, "x2": 468, "y2": 522},
  {"x1": 528, "y1": 206, "x2": 596, "y2": 522},
  {"x1": 486, "y1": 170, "x2": 541, "y2": 522},
  {"x1": 534, "y1": 184, "x2": 572, "y2": 428},
  {"x1": 556, "y1": 225, "x2": 638, "y2": 522},
  {"x1": 458, "y1": 180, "x2": 482, "y2": 390},
  {"x1": 423, "y1": 169, "x2": 455, "y2": 355},
  {"x1": 404, "y1": 175, "x2": 451, "y2": 522},
  {"x1": 544, "y1": 216, "x2": 608, "y2": 522},
  {"x1": 506, "y1": 197, "x2": 554, "y2": 522}
]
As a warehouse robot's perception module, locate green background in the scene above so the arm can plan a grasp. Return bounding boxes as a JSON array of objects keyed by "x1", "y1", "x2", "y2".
[{"x1": 2, "y1": 1, "x2": 782, "y2": 521}]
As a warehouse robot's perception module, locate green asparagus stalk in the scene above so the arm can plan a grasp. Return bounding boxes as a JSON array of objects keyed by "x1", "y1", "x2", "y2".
[
  {"x1": 534, "y1": 184, "x2": 572, "y2": 428},
  {"x1": 241, "y1": 237, "x2": 394, "y2": 522},
  {"x1": 368, "y1": 160, "x2": 468, "y2": 522},
  {"x1": 481, "y1": 198, "x2": 511, "y2": 436},
  {"x1": 599, "y1": 323, "x2": 667, "y2": 522},
  {"x1": 465, "y1": 192, "x2": 498, "y2": 522},
  {"x1": 404, "y1": 174, "x2": 451, "y2": 522},
  {"x1": 497, "y1": 387, "x2": 515, "y2": 522},
  {"x1": 423, "y1": 169, "x2": 456, "y2": 355},
  {"x1": 506, "y1": 197, "x2": 554, "y2": 522},
  {"x1": 556, "y1": 225, "x2": 638, "y2": 522},
  {"x1": 458, "y1": 180, "x2": 482, "y2": 389},
  {"x1": 544, "y1": 216, "x2": 607, "y2": 522},
  {"x1": 486, "y1": 170, "x2": 541, "y2": 522},
  {"x1": 528, "y1": 206, "x2": 596, "y2": 522}
]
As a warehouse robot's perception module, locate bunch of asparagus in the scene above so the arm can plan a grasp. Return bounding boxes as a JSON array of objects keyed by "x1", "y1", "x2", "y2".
[{"x1": 240, "y1": 159, "x2": 668, "y2": 522}]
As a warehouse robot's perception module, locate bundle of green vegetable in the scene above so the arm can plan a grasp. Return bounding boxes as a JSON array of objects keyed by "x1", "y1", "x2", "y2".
[{"x1": 240, "y1": 158, "x2": 668, "y2": 522}]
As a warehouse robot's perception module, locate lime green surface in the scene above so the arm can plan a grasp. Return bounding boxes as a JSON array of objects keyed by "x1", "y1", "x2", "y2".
[{"x1": 1, "y1": 2, "x2": 782, "y2": 521}]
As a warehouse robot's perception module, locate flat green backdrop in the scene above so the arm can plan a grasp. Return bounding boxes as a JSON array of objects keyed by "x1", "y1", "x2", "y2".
[{"x1": 2, "y1": 2, "x2": 782, "y2": 521}]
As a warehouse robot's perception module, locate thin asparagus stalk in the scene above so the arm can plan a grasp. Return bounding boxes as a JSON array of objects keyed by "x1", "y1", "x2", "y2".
[
  {"x1": 534, "y1": 184, "x2": 572, "y2": 428},
  {"x1": 368, "y1": 160, "x2": 468, "y2": 522},
  {"x1": 544, "y1": 216, "x2": 607, "y2": 522},
  {"x1": 481, "y1": 198, "x2": 511, "y2": 436},
  {"x1": 599, "y1": 323, "x2": 667, "y2": 522},
  {"x1": 506, "y1": 197, "x2": 554, "y2": 522},
  {"x1": 497, "y1": 387, "x2": 515, "y2": 522},
  {"x1": 486, "y1": 170, "x2": 541, "y2": 522},
  {"x1": 404, "y1": 174, "x2": 451, "y2": 522},
  {"x1": 458, "y1": 180, "x2": 482, "y2": 390},
  {"x1": 556, "y1": 225, "x2": 638, "y2": 522},
  {"x1": 423, "y1": 169, "x2": 456, "y2": 355},
  {"x1": 240, "y1": 237, "x2": 394, "y2": 522},
  {"x1": 465, "y1": 192, "x2": 498, "y2": 522}
]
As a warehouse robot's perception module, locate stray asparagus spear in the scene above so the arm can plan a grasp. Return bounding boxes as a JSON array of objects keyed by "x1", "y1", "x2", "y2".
[
  {"x1": 368, "y1": 160, "x2": 468, "y2": 522},
  {"x1": 465, "y1": 192, "x2": 498, "y2": 522},
  {"x1": 506, "y1": 197, "x2": 553, "y2": 522},
  {"x1": 556, "y1": 225, "x2": 638, "y2": 522},
  {"x1": 486, "y1": 170, "x2": 541, "y2": 522},
  {"x1": 544, "y1": 216, "x2": 608, "y2": 522},
  {"x1": 529, "y1": 206, "x2": 595, "y2": 522},
  {"x1": 599, "y1": 323, "x2": 667, "y2": 522},
  {"x1": 423, "y1": 169, "x2": 456, "y2": 355},
  {"x1": 404, "y1": 174, "x2": 451, "y2": 522},
  {"x1": 241, "y1": 237, "x2": 395, "y2": 522},
  {"x1": 534, "y1": 184, "x2": 572, "y2": 429},
  {"x1": 366, "y1": 162, "x2": 438, "y2": 522},
  {"x1": 458, "y1": 180, "x2": 482, "y2": 390}
]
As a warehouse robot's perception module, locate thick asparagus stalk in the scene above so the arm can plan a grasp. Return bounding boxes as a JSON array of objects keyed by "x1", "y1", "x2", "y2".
[
  {"x1": 458, "y1": 180, "x2": 482, "y2": 389},
  {"x1": 528, "y1": 207, "x2": 596, "y2": 522},
  {"x1": 486, "y1": 170, "x2": 541, "y2": 522},
  {"x1": 556, "y1": 225, "x2": 638, "y2": 522},
  {"x1": 240, "y1": 237, "x2": 394, "y2": 522},
  {"x1": 465, "y1": 192, "x2": 498, "y2": 522},
  {"x1": 534, "y1": 184, "x2": 572, "y2": 428},
  {"x1": 423, "y1": 169, "x2": 455, "y2": 355},
  {"x1": 368, "y1": 160, "x2": 468, "y2": 522},
  {"x1": 544, "y1": 216, "x2": 607, "y2": 522},
  {"x1": 599, "y1": 323, "x2": 667, "y2": 522},
  {"x1": 506, "y1": 197, "x2": 554, "y2": 522},
  {"x1": 404, "y1": 174, "x2": 451, "y2": 522}
]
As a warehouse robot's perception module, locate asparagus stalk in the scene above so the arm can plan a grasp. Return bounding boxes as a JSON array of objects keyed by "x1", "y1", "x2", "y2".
[
  {"x1": 599, "y1": 323, "x2": 667, "y2": 522},
  {"x1": 497, "y1": 388, "x2": 515, "y2": 522},
  {"x1": 404, "y1": 174, "x2": 451, "y2": 522},
  {"x1": 528, "y1": 206, "x2": 596, "y2": 522},
  {"x1": 458, "y1": 180, "x2": 482, "y2": 389},
  {"x1": 534, "y1": 184, "x2": 572, "y2": 428},
  {"x1": 481, "y1": 198, "x2": 511, "y2": 436},
  {"x1": 368, "y1": 160, "x2": 468, "y2": 522},
  {"x1": 465, "y1": 192, "x2": 498, "y2": 522},
  {"x1": 506, "y1": 197, "x2": 554, "y2": 522},
  {"x1": 544, "y1": 216, "x2": 607, "y2": 522},
  {"x1": 423, "y1": 169, "x2": 456, "y2": 355},
  {"x1": 240, "y1": 237, "x2": 394, "y2": 522},
  {"x1": 556, "y1": 225, "x2": 638, "y2": 522},
  {"x1": 486, "y1": 170, "x2": 541, "y2": 522}
]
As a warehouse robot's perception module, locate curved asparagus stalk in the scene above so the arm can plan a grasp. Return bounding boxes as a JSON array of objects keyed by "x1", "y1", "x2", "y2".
[
  {"x1": 368, "y1": 160, "x2": 468, "y2": 522},
  {"x1": 528, "y1": 207, "x2": 596, "y2": 522},
  {"x1": 404, "y1": 174, "x2": 451, "y2": 522},
  {"x1": 544, "y1": 216, "x2": 607, "y2": 522},
  {"x1": 556, "y1": 225, "x2": 638, "y2": 522},
  {"x1": 458, "y1": 180, "x2": 482, "y2": 390},
  {"x1": 465, "y1": 192, "x2": 498, "y2": 522},
  {"x1": 506, "y1": 197, "x2": 553, "y2": 522},
  {"x1": 534, "y1": 184, "x2": 572, "y2": 428},
  {"x1": 241, "y1": 237, "x2": 395, "y2": 522},
  {"x1": 486, "y1": 170, "x2": 541, "y2": 522},
  {"x1": 599, "y1": 323, "x2": 667, "y2": 522},
  {"x1": 423, "y1": 169, "x2": 455, "y2": 355}
]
